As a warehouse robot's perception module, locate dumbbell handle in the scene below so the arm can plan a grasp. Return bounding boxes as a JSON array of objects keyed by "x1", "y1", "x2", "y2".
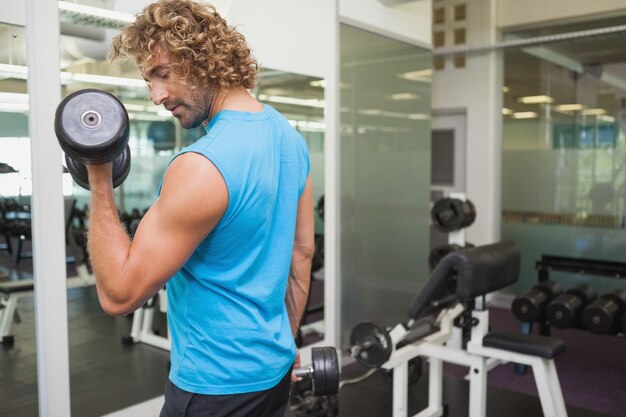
[{"x1": 293, "y1": 365, "x2": 314, "y2": 379}]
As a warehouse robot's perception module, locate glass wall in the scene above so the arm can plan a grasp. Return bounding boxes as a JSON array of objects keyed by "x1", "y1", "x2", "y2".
[
  {"x1": 340, "y1": 24, "x2": 432, "y2": 347},
  {"x1": 254, "y1": 70, "x2": 326, "y2": 236},
  {"x1": 501, "y1": 19, "x2": 626, "y2": 295}
]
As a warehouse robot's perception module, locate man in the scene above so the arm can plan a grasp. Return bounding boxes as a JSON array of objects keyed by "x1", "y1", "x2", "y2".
[{"x1": 85, "y1": 1, "x2": 314, "y2": 416}]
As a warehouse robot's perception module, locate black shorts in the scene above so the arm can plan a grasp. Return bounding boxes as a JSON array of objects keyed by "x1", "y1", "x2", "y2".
[{"x1": 159, "y1": 367, "x2": 292, "y2": 417}]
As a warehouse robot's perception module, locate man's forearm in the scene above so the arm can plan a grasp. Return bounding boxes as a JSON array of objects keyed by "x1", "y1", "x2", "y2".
[
  {"x1": 285, "y1": 249, "x2": 313, "y2": 337},
  {"x1": 87, "y1": 186, "x2": 133, "y2": 314}
]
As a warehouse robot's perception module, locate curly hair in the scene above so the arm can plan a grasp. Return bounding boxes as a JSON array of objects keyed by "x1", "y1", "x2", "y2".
[{"x1": 109, "y1": 0, "x2": 258, "y2": 90}]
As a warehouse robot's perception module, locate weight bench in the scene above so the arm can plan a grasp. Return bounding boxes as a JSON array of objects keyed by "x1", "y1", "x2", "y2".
[
  {"x1": 0, "y1": 278, "x2": 35, "y2": 344},
  {"x1": 0, "y1": 198, "x2": 95, "y2": 345},
  {"x1": 353, "y1": 241, "x2": 568, "y2": 417},
  {"x1": 123, "y1": 288, "x2": 171, "y2": 351}
]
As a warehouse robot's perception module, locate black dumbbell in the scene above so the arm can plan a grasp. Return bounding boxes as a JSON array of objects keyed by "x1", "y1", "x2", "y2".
[
  {"x1": 55, "y1": 88, "x2": 131, "y2": 190},
  {"x1": 582, "y1": 289, "x2": 626, "y2": 334},
  {"x1": 546, "y1": 284, "x2": 597, "y2": 329},
  {"x1": 512, "y1": 281, "x2": 563, "y2": 323},
  {"x1": 292, "y1": 346, "x2": 340, "y2": 397},
  {"x1": 431, "y1": 198, "x2": 476, "y2": 233}
]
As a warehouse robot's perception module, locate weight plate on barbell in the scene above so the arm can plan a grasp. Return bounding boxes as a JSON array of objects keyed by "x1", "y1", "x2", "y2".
[{"x1": 349, "y1": 322, "x2": 392, "y2": 368}]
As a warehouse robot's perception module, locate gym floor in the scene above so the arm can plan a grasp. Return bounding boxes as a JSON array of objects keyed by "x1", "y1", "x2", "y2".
[{"x1": 1, "y1": 250, "x2": 625, "y2": 416}]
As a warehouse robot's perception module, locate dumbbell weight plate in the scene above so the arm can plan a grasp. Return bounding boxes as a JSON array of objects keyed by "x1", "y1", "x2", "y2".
[
  {"x1": 546, "y1": 293, "x2": 580, "y2": 328},
  {"x1": 321, "y1": 346, "x2": 339, "y2": 396},
  {"x1": 311, "y1": 347, "x2": 327, "y2": 397},
  {"x1": 431, "y1": 198, "x2": 477, "y2": 233},
  {"x1": 65, "y1": 145, "x2": 132, "y2": 190},
  {"x1": 349, "y1": 322, "x2": 392, "y2": 368},
  {"x1": 311, "y1": 346, "x2": 340, "y2": 397},
  {"x1": 546, "y1": 285, "x2": 596, "y2": 329},
  {"x1": 583, "y1": 298, "x2": 618, "y2": 334},
  {"x1": 311, "y1": 347, "x2": 339, "y2": 397},
  {"x1": 55, "y1": 89, "x2": 130, "y2": 165},
  {"x1": 512, "y1": 281, "x2": 563, "y2": 323},
  {"x1": 582, "y1": 290, "x2": 626, "y2": 334}
]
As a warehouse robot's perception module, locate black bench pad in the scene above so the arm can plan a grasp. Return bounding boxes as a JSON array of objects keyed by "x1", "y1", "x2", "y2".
[{"x1": 483, "y1": 331, "x2": 566, "y2": 359}]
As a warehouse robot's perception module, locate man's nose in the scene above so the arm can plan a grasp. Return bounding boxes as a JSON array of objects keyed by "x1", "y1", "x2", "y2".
[{"x1": 151, "y1": 84, "x2": 168, "y2": 106}]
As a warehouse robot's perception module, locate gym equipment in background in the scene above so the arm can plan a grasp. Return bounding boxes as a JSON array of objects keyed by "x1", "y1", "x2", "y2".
[
  {"x1": 582, "y1": 289, "x2": 626, "y2": 334},
  {"x1": 512, "y1": 281, "x2": 563, "y2": 323},
  {"x1": 347, "y1": 241, "x2": 569, "y2": 417},
  {"x1": 430, "y1": 197, "x2": 476, "y2": 233},
  {"x1": 546, "y1": 284, "x2": 597, "y2": 329}
]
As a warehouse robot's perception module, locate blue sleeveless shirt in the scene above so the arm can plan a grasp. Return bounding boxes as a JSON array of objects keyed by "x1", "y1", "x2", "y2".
[{"x1": 164, "y1": 104, "x2": 310, "y2": 394}]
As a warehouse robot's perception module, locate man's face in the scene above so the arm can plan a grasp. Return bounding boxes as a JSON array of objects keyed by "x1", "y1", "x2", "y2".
[{"x1": 142, "y1": 50, "x2": 214, "y2": 129}]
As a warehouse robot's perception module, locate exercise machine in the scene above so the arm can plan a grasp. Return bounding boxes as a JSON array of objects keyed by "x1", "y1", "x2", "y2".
[{"x1": 349, "y1": 241, "x2": 568, "y2": 417}]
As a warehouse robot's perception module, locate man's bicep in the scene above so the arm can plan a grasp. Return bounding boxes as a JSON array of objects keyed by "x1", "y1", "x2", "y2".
[{"x1": 124, "y1": 153, "x2": 228, "y2": 298}]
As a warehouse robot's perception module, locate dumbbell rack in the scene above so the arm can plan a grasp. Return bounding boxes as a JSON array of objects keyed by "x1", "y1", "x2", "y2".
[{"x1": 533, "y1": 255, "x2": 626, "y2": 336}]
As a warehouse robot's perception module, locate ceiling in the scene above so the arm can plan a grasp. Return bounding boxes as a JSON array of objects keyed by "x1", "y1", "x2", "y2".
[{"x1": 0, "y1": 7, "x2": 625, "y2": 121}]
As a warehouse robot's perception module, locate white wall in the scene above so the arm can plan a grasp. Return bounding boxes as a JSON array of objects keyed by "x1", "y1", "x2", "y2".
[
  {"x1": 2, "y1": 0, "x2": 25, "y2": 25},
  {"x1": 498, "y1": 0, "x2": 626, "y2": 29},
  {"x1": 228, "y1": 0, "x2": 335, "y2": 78},
  {"x1": 340, "y1": 0, "x2": 432, "y2": 46}
]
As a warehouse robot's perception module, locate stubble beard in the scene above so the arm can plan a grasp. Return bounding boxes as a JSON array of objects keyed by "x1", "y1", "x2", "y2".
[{"x1": 177, "y1": 89, "x2": 212, "y2": 129}]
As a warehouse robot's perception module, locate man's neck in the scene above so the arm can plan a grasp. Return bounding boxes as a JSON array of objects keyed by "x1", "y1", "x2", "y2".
[{"x1": 217, "y1": 86, "x2": 264, "y2": 114}]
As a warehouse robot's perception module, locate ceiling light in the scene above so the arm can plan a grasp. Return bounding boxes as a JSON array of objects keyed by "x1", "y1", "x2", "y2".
[
  {"x1": 502, "y1": 108, "x2": 514, "y2": 115},
  {"x1": 386, "y1": 93, "x2": 419, "y2": 101},
  {"x1": 581, "y1": 108, "x2": 607, "y2": 116},
  {"x1": 512, "y1": 112, "x2": 538, "y2": 119},
  {"x1": 0, "y1": 64, "x2": 28, "y2": 80},
  {"x1": 0, "y1": 92, "x2": 29, "y2": 103},
  {"x1": 69, "y1": 73, "x2": 146, "y2": 88},
  {"x1": 398, "y1": 69, "x2": 432, "y2": 82},
  {"x1": 597, "y1": 115, "x2": 615, "y2": 123},
  {"x1": 517, "y1": 95, "x2": 554, "y2": 104},
  {"x1": 58, "y1": 1, "x2": 134, "y2": 24},
  {"x1": 259, "y1": 95, "x2": 325, "y2": 108},
  {"x1": 359, "y1": 109, "x2": 382, "y2": 116},
  {"x1": 556, "y1": 104, "x2": 584, "y2": 111},
  {"x1": 0, "y1": 63, "x2": 147, "y2": 89},
  {"x1": 292, "y1": 120, "x2": 326, "y2": 132},
  {"x1": 0, "y1": 103, "x2": 29, "y2": 112},
  {"x1": 123, "y1": 104, "x2": 148, "y2": 112},
  {"x1": 502, "y1": 86, "x2": 510, "y2": 93},
  {"x1": 309, "y1": 80, "x2": 326, "y2": 88},
  {"x1": 408, "y1": 113, "x2": 430, "y2": 120}
]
